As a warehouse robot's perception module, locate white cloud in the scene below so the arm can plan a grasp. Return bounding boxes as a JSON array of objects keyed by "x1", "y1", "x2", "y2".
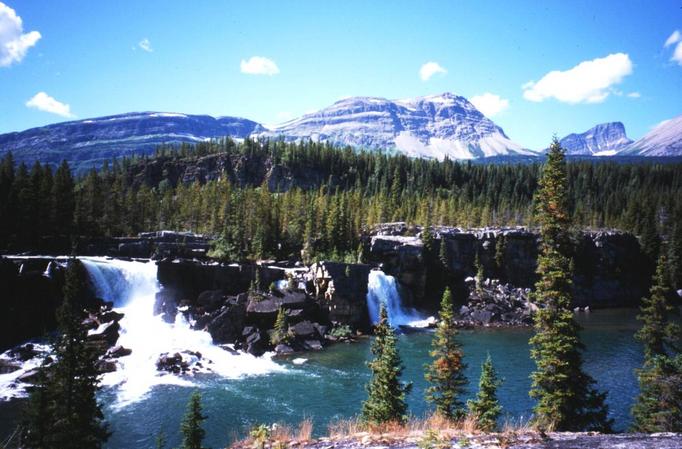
[
  {"x1": 522, "y1": 53, "x2": 633, "y2": 104},
  {"x1": 470, "y1": 93, "x2": 509, "y2": 117},
  {"x1": 25, "y1": 92, "x2": 75, "y2": 118},
  {"x1": 419, "y1": 61, "x2": 447, "y2": 81},
  {"x1": 627, "y1": 91, "x2": 641, "y2": 98},
  {"x1": 664, "y1": 30, "x2": 682, "y2": 66},
  {"x1": 671, "y1": 42, "x2": 682, "y2": 65},
  {"x1": 0, "y1": 2, "x2": 41, "y2": 67},
  {"x1": 138, "y1": 38, "x2": 152, "y2": 52},
  {"x1": 664, "y1": 30, "x2": 680, "y2": 48},
  {"x1": 240, "y1": 56, "x2": 279, "y2": 75}
]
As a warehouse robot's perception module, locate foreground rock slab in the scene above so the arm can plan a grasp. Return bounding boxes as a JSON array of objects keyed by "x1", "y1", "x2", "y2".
[{"x1": 292, "y1": 432, "x2": 682, "y2": 449}]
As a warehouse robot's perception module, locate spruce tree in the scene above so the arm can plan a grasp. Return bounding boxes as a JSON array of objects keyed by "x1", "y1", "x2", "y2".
[
  {"x1": 529, "y1": 138, "x2": 612, "y2": 432},
  {"x1": 425, "y1": 287, "x2": 467, "y2": 420},
  {"x1": 669, "y1": 221, "x2": 682, "y2": 291},
  {"x1": 22, "y1": 258, "x2": 109, "y2": 449},
  {"x1": 635, "y1": 253, "x2": 680, "y2": 360},
  {"x1": 631, "y1": 253, "x2": 682, "y2": 432},
  {"x1": 467, "y1": 354, "x2": 502, "y2": 431},
  {"x1": 271, "y1": 307, "x2": 290, "y2": 346},
  {"x1": 180, "y1": 391, "x2": 207, "y2": 449},
  {"x1": 361, "y1": 304, "x2": 412, "y2": 425},
  {"x1": 474, "y1": 252, "x2": 485, "y2": 291},
  {"x1": 640, "y1": 206, "x2": 661, "y2": 270},
  {"x1": 631, "y1": 355, "x2": 682, "y2": 432}
]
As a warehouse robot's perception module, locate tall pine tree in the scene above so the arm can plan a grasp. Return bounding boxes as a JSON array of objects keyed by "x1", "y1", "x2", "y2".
[
  {"x1": 424, "y1": 287, "x2": 467, "y2": 420},
  {"x1": 361, "y1": 304, "x2": 412, "y2": 425},
  {"x1": 529, "y1": 138, "x2": 612, "y2": 432},
  {"x1": 22, "y1": 258, "x2": 109, "y2": 449},
  {"x1": 631, "y1": 253, "x2": 682, "y2": 432}
]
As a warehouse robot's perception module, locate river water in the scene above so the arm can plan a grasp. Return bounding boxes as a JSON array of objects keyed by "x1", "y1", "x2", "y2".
[
  {"x1": 0, "y1": 258, "x2": 644, "y2": 448},
  {"x1": 96, "y1": 309, "x2": 641, "y2": 448}
]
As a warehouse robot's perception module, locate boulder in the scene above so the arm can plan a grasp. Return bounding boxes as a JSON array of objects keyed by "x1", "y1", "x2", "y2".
[
  {"x1": 246, "y1": 290, "x2": 307, "y2": 315},
  {"x1": 96, "y1": 360, "x2": 117, "y2": 374},
  {"x1": 291, "y1": 321, "x2": 317, "y2": 339},
  {"x1": 156, "y1": 352, "x2": 187, "y2": 374},
  {"x1": 99, "y1": 310, "x2": 124, "y2": 324},
  {"x1": 0, "y1": 359, "x2": 21, "y2": 374},
  {"x1": 87, "y1": 320, "x2": 120, "y2": 346},
  {"x1": 244, "y1": 328, "x2": 266, "y2": 356},
  {"x1": 197, "y1": 290, "x2": 226, "y2": 312},
  {"x1": 274, "y1": 344, "x2": 294, "y2": 355},
  {"x1": 206, "y1": 302, "x2": 246, "y2": 344},
  {"x1": 303, "y1": 339, "x2": 323, "y2": 351},
  {"x1": 106, "y1": 345, "x2": 132, "y2": 358}
]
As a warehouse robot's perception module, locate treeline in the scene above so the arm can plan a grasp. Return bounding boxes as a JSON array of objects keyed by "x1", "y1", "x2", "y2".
[{"x1": 1, "y1": 138, "x2": 681, "y2": 263}]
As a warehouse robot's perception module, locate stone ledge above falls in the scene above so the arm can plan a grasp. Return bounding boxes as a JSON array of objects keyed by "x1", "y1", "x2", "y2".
[{"x1": 363, "y1": 223, "x2": 650, "y2": 309}]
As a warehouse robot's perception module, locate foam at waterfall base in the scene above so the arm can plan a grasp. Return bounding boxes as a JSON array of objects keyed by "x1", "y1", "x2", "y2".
[{"x1": 81, "y1": 257, "x2": 286, "y2": 407}]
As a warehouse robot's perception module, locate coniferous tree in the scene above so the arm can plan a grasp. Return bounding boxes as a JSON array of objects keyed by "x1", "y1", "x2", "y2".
[
  {"x1": 474, "y1": 252, "x2": 485, "y2": 291},
  {"x1": 640, "y1": 207, "x2": 661, "y2": 270},
  {"x1": 529, "y1": 138, "x2": 612, "y2": 432},
  {"x1": 22, "y1": 258, "x2": 109, "y2": 449},
  {"x1": 635, "y1": 253, "x2": 680, "y2": 360},
  {"x1": 425, "y1": 287, "x2": 467, "y2": 420},
  {"x1": 467, "y1": 354, "x2": 502, "y2": 431},
  {"x1": 631, "y1": 253, "x2": 682, "y2": 432},
  {"x1": 271, "y1": 307, "x2": 290, "y2": 346},
  {"x1": 180, "y1": 391, "x2": 207, "y2": 449},
  {"x1": 669, "y1": 221, "x2": 682, "y2": 291},
  {"x1": 361, "y1": 304, "x2": 412, "y2": 425},
  {"x1": 52, "y1": 160, "x2": 75, "y2": 236}
]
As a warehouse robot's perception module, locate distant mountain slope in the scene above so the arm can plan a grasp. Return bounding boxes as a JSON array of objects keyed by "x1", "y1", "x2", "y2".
[
  {"x1": 557, "y1": 122, "x2": 632, "y2": 156},
  {"x1": 0, "y1": 112, "x2": 264, "y2": 171},
  {"x1": 261, "y1": 93, "x2": 535, "y2": 160},
  {"x1": 620, "y1": 115, "x2": 682, "y2": 156}
]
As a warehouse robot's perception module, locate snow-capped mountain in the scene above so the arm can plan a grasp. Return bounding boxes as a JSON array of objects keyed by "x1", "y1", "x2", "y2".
[
  {"x1": 261, "y1": 93, "x2": 535, "y2": 160},
  {"x1": 620, "y1": 115, "x2": 682, "y2": 156},
  {"x1": 0, "y1": 112, "x2": 264, "y2": 171},
  {"x1": 556, "y1": 122, "x2": 632, "y2": 156}
]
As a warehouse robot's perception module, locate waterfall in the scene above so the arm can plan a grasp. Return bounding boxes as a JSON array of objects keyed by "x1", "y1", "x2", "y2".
[
  {"x1": 366, "y1": 270, "x2": 430, "y2": 328},
  {"x1": 80, "y1": 257, "x2": 284, "y2": 406}
]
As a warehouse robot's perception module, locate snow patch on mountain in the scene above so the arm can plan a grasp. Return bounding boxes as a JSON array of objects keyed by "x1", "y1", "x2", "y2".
[
  {"x1": 556, "y1": 122, "x2": 632, "y2": 156},
  {"x1": 261, "y1": 93, "x2": 534, "y2": 160},
  {"x1": 621, "y1": 115, "x2": 682, "y2": 156}
]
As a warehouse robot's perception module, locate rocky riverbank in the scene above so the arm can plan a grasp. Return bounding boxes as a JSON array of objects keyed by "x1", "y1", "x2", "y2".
[
  {"x1": 286, "y1": 431, "x2": 682, "y2": 449},
  {"x1": 0, "y1": 223, "x2": 656, "y2": 385}
]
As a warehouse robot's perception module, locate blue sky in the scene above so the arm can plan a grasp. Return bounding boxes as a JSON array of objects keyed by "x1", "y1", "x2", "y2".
[{"x1": 1, "y1": 0, "x2": 681, "y2": 149}]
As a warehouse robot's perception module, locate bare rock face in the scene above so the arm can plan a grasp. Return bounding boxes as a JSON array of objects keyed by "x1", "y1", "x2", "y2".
[
  {"x1": 308, "y1": 261, "x2": 371, "y2": 331},
  {"x1": 557, "y1": 122, "x2": 632, "y2": 156},
  {"x1": 364, "y1": 223, "x2": 650, "y2": 310}
]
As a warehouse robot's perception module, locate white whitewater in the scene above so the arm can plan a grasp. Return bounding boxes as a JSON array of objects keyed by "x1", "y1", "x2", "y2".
[
  {"x1": 366, "y1": 270, "x2": 429, "y2": 328},
  {"x1": 80, "y1": 257, "x2": 284, "y2": 406}
]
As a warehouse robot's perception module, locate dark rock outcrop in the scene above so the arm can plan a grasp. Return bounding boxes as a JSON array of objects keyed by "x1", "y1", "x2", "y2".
[
  {"x1": 0, "y1": 257, "x2": 65, "y2": 351},
  {"x1": 364, "y1": 224, "x2": 650, "y2": 310},
  {"x1": 308, "y1": 262, "x2": 372, "y2": 331},
  {"x1": 457, "y1": 278, "x2": 534, "y2": 326}
]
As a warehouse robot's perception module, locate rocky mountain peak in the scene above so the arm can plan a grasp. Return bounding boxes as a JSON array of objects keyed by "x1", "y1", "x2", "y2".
[{"x1": 557, "y1": 121, "x2": 632, "y2": 156}]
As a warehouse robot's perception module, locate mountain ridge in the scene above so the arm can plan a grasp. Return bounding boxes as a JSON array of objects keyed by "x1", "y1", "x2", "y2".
[
  {"x1": 556, "y1": 122, "x2": 633, "y2": 156},
  {"x1": 1, "y1": 94, "x2": 681, "y2": 171}
]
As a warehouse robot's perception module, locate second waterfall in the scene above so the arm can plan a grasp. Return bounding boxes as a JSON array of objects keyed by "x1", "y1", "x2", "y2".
[{"x1": 366, "y1": 269, "x2": 430, "y2": 328}]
